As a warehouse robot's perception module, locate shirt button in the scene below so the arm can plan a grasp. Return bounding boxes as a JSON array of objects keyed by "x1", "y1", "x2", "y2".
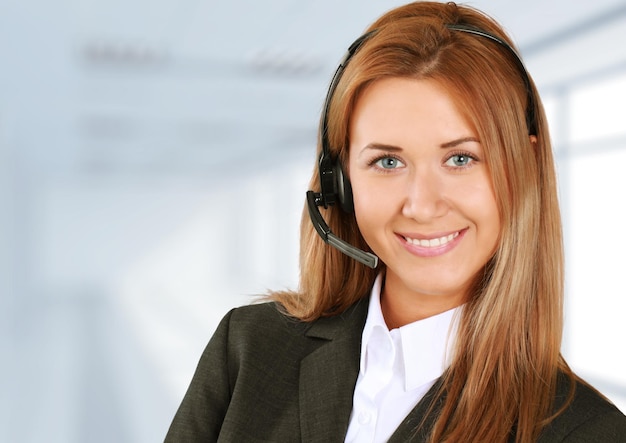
[{"x1": 358, "y1": 411, "x2": 371, "y2": 425}]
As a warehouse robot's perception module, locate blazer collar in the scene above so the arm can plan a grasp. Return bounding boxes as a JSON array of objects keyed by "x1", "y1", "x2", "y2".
[{"x1": 299, "y1": 297, "x2": 369, "y2": 442}]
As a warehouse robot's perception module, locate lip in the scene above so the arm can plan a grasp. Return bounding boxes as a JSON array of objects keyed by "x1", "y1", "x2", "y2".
[{"x1": 396, "y1": 228, "x2": 468, "y2": 258}]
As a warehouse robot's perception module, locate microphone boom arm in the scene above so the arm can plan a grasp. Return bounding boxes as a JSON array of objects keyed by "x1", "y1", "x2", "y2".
[{"x1": 306, "y1": 191, "x2": 379, "y2": 269}]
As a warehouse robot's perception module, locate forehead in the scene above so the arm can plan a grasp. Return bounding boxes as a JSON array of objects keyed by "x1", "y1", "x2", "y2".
[{"x1": 349, "y1": 77, "x2": 475, "y2": 146}]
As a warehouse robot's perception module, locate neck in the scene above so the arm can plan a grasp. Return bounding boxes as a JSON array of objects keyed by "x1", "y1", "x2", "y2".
[{"x1": 380, "y1": 274, "x2": 466, "y2": 329}]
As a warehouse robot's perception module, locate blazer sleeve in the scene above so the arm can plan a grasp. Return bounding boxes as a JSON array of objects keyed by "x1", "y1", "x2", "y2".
[
  {"x1": 561, "y1": 407, "x2": 626, "y2": 442},
  {"x1": 164, "y1": 309, "x2": 235, "y2": 442}
]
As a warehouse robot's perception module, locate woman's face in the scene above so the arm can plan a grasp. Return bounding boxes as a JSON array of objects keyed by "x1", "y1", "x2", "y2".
[{"x1": 348, "y1": 77, "x2": 501, "y2": 322}]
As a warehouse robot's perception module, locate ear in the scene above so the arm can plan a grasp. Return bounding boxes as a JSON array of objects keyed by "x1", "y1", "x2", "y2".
[{"x1": 530, "y1": 135, "x2": 538, "y2": 144}]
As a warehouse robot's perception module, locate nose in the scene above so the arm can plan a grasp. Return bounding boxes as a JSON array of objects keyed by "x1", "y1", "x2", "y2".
[{"x1": 401, "y1": 169, "x2": 449, "y2": 222}]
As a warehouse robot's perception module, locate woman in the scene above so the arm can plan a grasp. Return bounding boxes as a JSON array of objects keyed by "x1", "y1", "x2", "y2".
[{"x1": 165, "y1": 2, "x2": 626, "y2": 442}]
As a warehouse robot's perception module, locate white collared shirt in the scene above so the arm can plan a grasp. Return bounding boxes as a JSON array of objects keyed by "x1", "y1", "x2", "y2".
[{"x1": 345, "y1": 274, "x2": 461, "y2": 443}]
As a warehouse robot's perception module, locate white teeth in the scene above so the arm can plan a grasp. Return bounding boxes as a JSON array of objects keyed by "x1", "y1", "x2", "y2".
[{"x1": 405, "y1": 231, "x2": 459, "y2": 247}]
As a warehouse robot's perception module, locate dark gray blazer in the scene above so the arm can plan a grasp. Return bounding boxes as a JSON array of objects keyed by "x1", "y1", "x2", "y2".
[{"x1": 165, "y1": 298, "x2": 626, "y2": 442}]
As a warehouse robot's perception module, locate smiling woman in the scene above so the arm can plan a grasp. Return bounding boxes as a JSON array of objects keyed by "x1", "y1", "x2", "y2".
[
  {"x1": 348, "y1": 78, "x2": 501, "y2": 326},
  {"x1": 165, "y1": 2, "x2": 626, "y2": 442}
]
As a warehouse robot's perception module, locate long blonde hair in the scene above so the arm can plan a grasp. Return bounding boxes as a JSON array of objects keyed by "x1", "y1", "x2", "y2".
[{"x1": 271, "y1": 2, "x2": 572, "y2": 441}]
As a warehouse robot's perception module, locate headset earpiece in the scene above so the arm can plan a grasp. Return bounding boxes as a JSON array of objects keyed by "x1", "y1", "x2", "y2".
[
  {"x1": 335, "y1": 160, "x2": 354, "y2": 213},
  {"x1": 316, "y1": 149, "x2": 353, "y2": 213}
]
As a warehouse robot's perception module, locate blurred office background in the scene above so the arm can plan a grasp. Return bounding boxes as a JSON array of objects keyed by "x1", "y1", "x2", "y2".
[{"x1": 1, "y1": 0, "x2": 626, "y2": 441}]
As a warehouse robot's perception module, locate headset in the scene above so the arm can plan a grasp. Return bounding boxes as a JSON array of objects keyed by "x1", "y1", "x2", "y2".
[{"x1": 306, "y1": 23, "x2": 537, "y2": 269}]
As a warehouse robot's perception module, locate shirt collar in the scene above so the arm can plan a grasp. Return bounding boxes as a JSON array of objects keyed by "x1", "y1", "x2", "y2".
[{"x1": 360, "y1": 273, "x2": 462, "y2": 392}]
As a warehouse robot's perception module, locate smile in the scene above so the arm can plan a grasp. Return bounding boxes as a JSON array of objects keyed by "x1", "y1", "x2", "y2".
[{"x1": 403, "y1": 231, "x2": 460, "y2": 248}]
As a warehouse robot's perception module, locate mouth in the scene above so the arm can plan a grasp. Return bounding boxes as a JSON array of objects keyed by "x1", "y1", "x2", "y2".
[{"x1": 402, "y1": 231, "x2": 462, "y2": 248}]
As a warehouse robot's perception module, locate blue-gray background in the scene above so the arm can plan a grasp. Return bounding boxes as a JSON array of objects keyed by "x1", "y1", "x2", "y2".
[{"x1": 1, "y1": 1, "x2": 626, "y2": 441}]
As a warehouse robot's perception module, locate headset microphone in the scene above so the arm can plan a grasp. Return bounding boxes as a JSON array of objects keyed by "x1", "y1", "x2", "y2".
[{"x1": 306, "y1": 191, "x2": 379, "y2": 268}]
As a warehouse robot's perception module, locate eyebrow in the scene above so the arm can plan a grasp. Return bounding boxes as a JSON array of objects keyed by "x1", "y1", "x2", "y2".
[
  {"x1": 440, "y1": 136, "x2": 480, "y2": 148},
  {"x1": 361, "y1": 137, "x2": 480, "y2": 153},
  {"x1": 361, "y1": 143, "x2": 403, "y2": 152}
]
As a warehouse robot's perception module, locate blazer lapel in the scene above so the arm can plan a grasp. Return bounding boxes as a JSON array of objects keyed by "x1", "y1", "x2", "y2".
[
  {"x1": 387, "y1": 377, "x2": 446, "y2": 443},
  {"x1": 299, "y1": 298, "x2": 369, "y2": 442}
]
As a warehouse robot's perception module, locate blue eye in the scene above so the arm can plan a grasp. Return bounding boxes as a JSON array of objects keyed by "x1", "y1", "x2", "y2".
[
  {"x1": 445, "y1": 153, "x2": 474, "y2": 167},
  {"x1": 375, "y1": 156, "x2": 404, "y2": 169}
]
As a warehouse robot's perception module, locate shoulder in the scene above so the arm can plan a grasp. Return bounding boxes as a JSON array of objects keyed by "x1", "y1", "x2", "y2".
[
  {"x1": 540, "y1": 374, "x2": 626, "y2": 442},
  {"x1": 220, "y1": 297, "x2": 370, "y2": 342},
  {"x1": 211, "y1": 302, "x2": 308, "y2": 355},
  {"x1": 220, "y1": 301, "x2": 308, "y2": 339},
  {"x1": 228, "y1": 300, "x2": 296, "y2": 325}
]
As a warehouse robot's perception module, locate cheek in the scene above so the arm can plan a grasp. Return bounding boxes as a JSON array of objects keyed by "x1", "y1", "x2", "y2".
[
  {"x1": 351, "y1": 178, "x2": 399, "y2": 238},
  {"x1": 468, "y1": 183, "x2": 501, "y2": 242},
  {"x1": 351, "y1": 181, "x2": 376, "y2": 232},
  {"x1": 351, "y1": 175, "x2": 374, "y2": 221}
]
